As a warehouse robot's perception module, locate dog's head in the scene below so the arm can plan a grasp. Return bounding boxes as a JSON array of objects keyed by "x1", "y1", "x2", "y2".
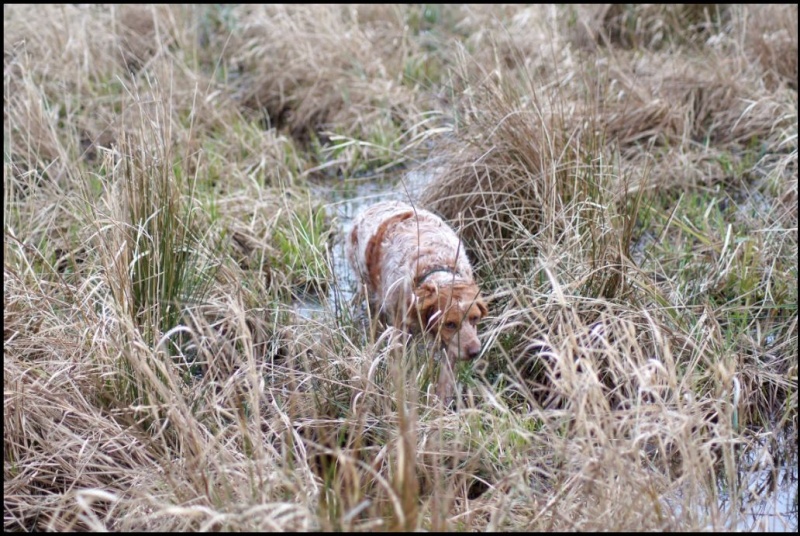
[{"x1": 412, "y1": 282, "x2": 488, "y2": 362}]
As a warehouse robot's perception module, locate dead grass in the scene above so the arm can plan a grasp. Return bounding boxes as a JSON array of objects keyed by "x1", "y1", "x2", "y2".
[
  {"x1": 745, "y1": 4, "x2": 799, "y2": 90},
  {"x1": 4, "y1": 3, "x2": 797, "y2": 532},
  {"x1": 225, "y1": 6, "x2": 421, "y2": 151}
]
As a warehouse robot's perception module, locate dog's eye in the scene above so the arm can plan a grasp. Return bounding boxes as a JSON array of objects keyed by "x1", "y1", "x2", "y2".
[
  {"x1": 469, "y1": 316, "x2": 479, "y2": 325},
  {"x1": 444, "y1": 321, "x2": 458, "y2": 331}
]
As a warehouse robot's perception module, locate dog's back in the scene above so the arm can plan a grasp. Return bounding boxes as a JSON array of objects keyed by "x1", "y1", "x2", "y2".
[{"x1": 346, "y1": 200, "x2": 474, "y2": 318}]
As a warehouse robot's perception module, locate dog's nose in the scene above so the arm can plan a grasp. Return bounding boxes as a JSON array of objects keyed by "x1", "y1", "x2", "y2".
[{"x1": 466, "y1": 344, "x2": 481, "y2": 360}]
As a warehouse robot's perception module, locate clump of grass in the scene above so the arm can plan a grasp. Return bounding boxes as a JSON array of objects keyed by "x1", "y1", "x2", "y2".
[
  {"x1": 421, "y1": 45, "x2": 634, "y2": 302},
  {"x1": 273, "y1": 200, "x2": 331, "y2": 297},
  {"x1": 745, "y1": 4, "x2": 798, "y2": 90},
  {"x1": 225, "y1": 6, "x2": 421, "y2": 151},
  {"x1": 92, "y1": 82, "x2": 218, "y2": 352},
  {"x1": 564, "y1": 4, "x2": 731, "y2": 51}
]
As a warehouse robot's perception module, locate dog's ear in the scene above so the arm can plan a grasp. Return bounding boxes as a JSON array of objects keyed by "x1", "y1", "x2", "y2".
[{"x1": 412, "y1": 282, "x2": 440, "y2": 330}]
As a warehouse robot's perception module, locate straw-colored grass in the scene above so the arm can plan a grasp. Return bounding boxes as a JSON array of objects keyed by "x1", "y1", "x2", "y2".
[{"x1": 4, "y1": 4, "x2": 797, "y2": 531}]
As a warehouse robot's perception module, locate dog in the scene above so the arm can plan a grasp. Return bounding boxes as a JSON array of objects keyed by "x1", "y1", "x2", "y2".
[{"x1": 346, "y1": 200, "x2": 487, "y2": 402}]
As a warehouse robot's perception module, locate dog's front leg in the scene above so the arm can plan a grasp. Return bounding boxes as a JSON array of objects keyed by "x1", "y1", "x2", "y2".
[{"x1": 436, "y1": 353, "x2": 457, "y2": 406}]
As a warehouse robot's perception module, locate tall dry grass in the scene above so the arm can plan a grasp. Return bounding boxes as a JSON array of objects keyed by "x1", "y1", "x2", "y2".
[{"x1": 5, "y1": 4, "x2": 797, "y2": 532}]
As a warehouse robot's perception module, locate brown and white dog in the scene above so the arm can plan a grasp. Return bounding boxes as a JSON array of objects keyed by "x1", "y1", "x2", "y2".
[{"x1": 346, "y1": 200, "x2": 487, "y2": 402}]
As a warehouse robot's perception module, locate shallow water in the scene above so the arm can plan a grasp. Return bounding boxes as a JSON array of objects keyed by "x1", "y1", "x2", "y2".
[{"x1": 730, "y1": 432, "x2": 798, "y2": 531}]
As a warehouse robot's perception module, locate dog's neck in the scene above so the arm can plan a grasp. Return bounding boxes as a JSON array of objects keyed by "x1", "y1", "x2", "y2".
[{"x1": 415, "y1": 266, "x2": 460, "y2": 287}]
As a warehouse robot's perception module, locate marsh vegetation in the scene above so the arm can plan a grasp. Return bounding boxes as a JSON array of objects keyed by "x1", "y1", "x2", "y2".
[{"x1": 4, "y1": 4, "x2": 797, "y2": 531}]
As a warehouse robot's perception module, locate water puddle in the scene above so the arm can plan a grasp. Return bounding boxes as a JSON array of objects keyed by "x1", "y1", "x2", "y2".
[{"x1": 729, "y1": 432, "x2": 798, "y2": 531}]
